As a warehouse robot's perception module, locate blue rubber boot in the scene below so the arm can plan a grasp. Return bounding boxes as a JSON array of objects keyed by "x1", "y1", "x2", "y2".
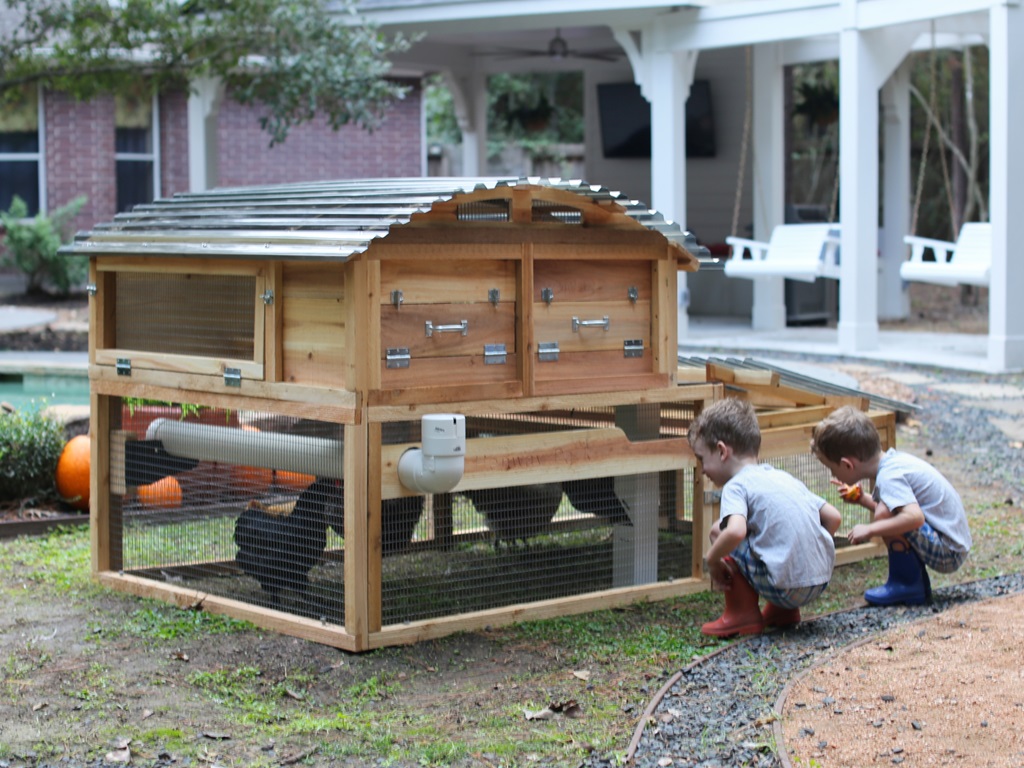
[{"x1": 864, "y1": 540, "x2": 932, "y2": 606}]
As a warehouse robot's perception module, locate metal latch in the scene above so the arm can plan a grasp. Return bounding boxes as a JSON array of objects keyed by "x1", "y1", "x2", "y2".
[
  {"x1": 224, "y1": 367, "x2": 242, "y2": 387},
  {"x1": 488, "y1": 288, "x2": 500, "y2": 306},
  {"x1": 260, "y1": 289, "x2": 274, "y2": 306},
  {"x1": 386, "y1": 347, "x2": 411, "y2": 369},
  {"x1": 624, "y1": 339, "x2": 644, "y2": 358},
  {"x1": 391, "y1": 290, "x2": 404, "y2": 309},
  {"x1": 484, "y1": 344, "x2": 507, "y2": 365},
  {"x1": 116, "y1": 358, "x2": 131, "y2": 376},
  {"x1": 541, "y1": 287, "x2": 554, "y2": 305},
  {"x1": 704, "y1": 490, "x2": 722, "y2": 506},
  {"x1": 538, "y1": 342, "x2": 560, "y2": 362},
  {"x1": 627, "y1": 286, "x2": 639, "y2": 304},
  {"x1": 86, "y1": 283, "x2": 97, "y2": 297}
]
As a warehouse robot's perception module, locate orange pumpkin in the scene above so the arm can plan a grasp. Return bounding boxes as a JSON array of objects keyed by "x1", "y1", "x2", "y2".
[
  {"x1": 274, "y1": 469, "x2": 316, "y2": 491},
  {"x1": 55, "y1": 434, "x2": 91, "y2": 511},
  {"x1": 137, "y1": 476, "x2": 183, "y2": 509},
  {"x1": 230, "y1": 425, "x2": 273, "y2": 494}
]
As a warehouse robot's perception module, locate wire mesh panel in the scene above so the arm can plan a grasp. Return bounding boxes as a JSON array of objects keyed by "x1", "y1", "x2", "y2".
[
  {"x1": 378, "y1": 406, "x2": 696, "y2": 626},
  {"x1": 114, "y1": 272, "x2": 257, "y2": 359},
  {"x1": 110, "y1": 400, "x2": 347, "y2": 623},
  {"x1": 766, "y1": 453, "x2": 873, "y2": 541}
]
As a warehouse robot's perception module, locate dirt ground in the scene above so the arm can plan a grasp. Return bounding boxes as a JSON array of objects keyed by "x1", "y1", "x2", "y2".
[
  {"x1": 781, "y1": 593, "x2": 1024, "y2": 767},
  {"x1": 0, "y1": 280, "x2": 1015, "y2": 766}
]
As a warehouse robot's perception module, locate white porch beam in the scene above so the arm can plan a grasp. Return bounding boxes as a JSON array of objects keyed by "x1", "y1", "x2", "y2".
[
  {"x1": 987, "y1": 0, "x2": 1024, "y2": 370},
  {"x1": 647, "y1": 47, "x2": 695, "y2": 340},
  {"x1": 750, "y1": 42, "x2": 787, "y2": 332},
  {"x1": 856, "y1": 0, "x2": 999, "y2": 31},
  {"x1": 837, "y1": 3, "x2": 880, "y2": 352},
  {"x1": 186, "y1": 76, "x2": 223, "y2": 193},
  {"x1": 879, "y1": 61, "x2": 911, "y2": 321}
]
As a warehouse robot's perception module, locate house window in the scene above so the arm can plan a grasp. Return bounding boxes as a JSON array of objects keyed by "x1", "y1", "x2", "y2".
[
  {"x1": 116, "y1": 93, "x2": 160, "y2": 213},
  {"x1": 0, "y1": 87, "x2": 42, "y2": 216}
]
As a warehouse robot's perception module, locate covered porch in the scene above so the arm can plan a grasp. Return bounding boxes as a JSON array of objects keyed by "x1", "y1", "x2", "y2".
[{"x1": 361, "y1": 0, "x2": 1024, "y2": 372}]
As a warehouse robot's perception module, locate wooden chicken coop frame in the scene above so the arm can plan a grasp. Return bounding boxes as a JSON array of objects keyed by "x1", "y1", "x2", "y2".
[{"x1": 65, "y1": 178, "x2": 901, "y2": 651}]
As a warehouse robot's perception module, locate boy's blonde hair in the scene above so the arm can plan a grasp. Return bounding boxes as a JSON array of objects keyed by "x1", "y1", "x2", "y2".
[
  {"x1": 812, "y1": 405, "x2": 882, "y2": 463},
  {"x1": 687, "y1": 397, "x2": 761, "y2": 456}
]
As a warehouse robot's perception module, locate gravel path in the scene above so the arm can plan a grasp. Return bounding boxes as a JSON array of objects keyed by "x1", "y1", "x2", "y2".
[{"x1": 595, "y1": 358, "x2": 1024, "y2": 768}]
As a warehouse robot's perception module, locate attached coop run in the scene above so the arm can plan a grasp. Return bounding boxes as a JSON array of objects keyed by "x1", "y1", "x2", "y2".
[{"x1": 103, "y1": 399, "x2": 704, "y2": 644}]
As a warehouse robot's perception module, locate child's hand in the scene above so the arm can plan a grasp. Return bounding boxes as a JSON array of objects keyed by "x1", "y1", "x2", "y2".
[
  {"x1": 847, "y1": 524, "x2": 872, "y2": 545},
  {"x1": 708, "y1": 558, "x2": 735, "y2": 591},
  {"x1": 830, "y1": 478, "x2": 863, "y2": 503}
]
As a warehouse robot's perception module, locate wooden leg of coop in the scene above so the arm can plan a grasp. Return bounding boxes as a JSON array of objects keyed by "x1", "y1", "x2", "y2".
[{"x1": 344, "y1": 422, "x2": 370, "y2": 649}]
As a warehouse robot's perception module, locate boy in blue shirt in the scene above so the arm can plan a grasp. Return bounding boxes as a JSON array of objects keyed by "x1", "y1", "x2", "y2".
[
  {"x1": 689, "y1": 398, "x2": 841, "y2": 637},
  {"x1": 812, "y1": 406, "x2": 972, "y2": 605}
]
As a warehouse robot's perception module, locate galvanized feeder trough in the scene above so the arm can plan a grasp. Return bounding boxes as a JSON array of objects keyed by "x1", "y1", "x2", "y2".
[{"x1": 62, "y1": 177, "x2": 895, "y2": 650}]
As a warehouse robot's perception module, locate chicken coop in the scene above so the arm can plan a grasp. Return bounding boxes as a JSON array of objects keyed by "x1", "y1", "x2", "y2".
[{"x1": 63, "y1": 177, "x2": 897, "y2": 651}]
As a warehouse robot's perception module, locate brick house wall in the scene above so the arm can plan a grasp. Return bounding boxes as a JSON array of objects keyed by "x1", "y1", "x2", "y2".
[
  {"x1": 45, "y1": 91, "x2": 117, "y2": 234},
  {"x1": 217, "y1": 78, "x2": 423, "y2": 187},
  {"x1": 40, "y1": 78, "x2": 422, "y2": 235}
]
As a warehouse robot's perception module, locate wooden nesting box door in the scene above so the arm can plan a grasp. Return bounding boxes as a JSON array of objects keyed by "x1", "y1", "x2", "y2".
[
  {"x1": 93, "y1": 260, "x2": 267, "y2": 385},
  {"x1": 533, "y1": 258, "x2": 659, "y2": 395},
  {"x1": 378, "y1": 259, "x2": 519, "y2": 401}
]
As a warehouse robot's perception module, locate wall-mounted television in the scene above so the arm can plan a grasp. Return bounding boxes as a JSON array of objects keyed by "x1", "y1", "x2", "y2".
[{"x1": 597, "y1": 80, "x2": 716, "y2": 159}]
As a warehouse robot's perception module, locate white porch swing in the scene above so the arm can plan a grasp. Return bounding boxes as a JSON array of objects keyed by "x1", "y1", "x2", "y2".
[{"x1": 723, "y1": 51, "x2": 842, "y2": 284}]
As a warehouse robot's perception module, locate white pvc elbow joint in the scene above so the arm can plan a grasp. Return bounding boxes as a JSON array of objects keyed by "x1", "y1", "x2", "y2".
[{"x1": 397, "y1": 414, "x2": 466, "y2": 494}]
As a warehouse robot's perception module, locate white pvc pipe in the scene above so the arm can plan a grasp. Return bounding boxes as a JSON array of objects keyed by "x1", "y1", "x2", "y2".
[{"x1": 145, "y1": 418, "x2": 344, "y2": 479}]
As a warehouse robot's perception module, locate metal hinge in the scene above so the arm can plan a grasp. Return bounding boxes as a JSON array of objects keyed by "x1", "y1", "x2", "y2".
[
  {"x1": 386, "y1": 347, "x2": 411, "y2": 369},
  {"x1": 538, "y1": 342, "x2": 560, "y2": 362},
  {"x1": 224, "y1": 367, "x2": 242, "y2": 387},
  {"x1": 391, "y1": 290, "x2": 404, "y2": 309},
  {"x1": 624, "y1": 339, "x2": 644, "y2": 358},
  {"x1": 116, "y1": 358, "x2": 131, "y2": 376},
  {"x1": 484, "y1": 343, "x2": 507, "y2": 365},
  {"x1": 260, "y1": 289, "x2": 274, "y2": 306},
  {"x1": 86, "y1": 283, "x2": 97, "y2": 297}
]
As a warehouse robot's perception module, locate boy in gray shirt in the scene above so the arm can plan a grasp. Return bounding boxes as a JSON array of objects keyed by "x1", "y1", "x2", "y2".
[
  {"x1": 812, "y1": 405, "x2": 971, "y2": 606},
  {"x1": 689, "y1": 398, "x2": 841, "y2": 637}
]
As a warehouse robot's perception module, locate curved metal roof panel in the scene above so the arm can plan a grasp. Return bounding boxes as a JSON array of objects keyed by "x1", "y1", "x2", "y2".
[{"x1": 62, "y1": 176, "x2": 712, "y2": 264}]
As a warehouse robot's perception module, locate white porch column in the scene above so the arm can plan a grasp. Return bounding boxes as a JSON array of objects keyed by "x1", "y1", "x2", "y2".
[
  {"x1": 647, "y1": 49, "x2": 695, "y2": 339},
  {"x1": 750, "y1": 42, "x2": 786, "y2": 331},
  {"x1": 186, "y1": 76, "x2": 223, "y2": 193},
  {"x1": 837, "y1": 4, "x2": 880, "y2": 352},
  {"x1": 879, "y1": 61, "x2": 911, "y2": 321},
  {"x1": 440, "y1": 70, "x2": 485, "y2": 176},
  {"x1": 988, "y1": 2, "x2": 1024, "y2": 370}
]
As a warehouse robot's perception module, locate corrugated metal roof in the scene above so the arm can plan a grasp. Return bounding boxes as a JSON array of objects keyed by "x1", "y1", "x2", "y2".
[
  {"x1": 679, "y1": 355, "x2": 918, "y2": 415},
  {"x1": 62, "y1": 176, "x2": 712, "y2": 263}
]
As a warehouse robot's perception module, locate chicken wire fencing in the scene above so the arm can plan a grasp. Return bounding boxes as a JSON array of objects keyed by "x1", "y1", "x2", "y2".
[
  {"x1": 765, "y1": 452, "x2": 873, "y2": 541},
  {"x1": 106, "y1": 399, "x2": 697, "y2": 630},
  {"x1": 113, "y1": 272, "x2": 257, "y2": 361},
  {"x1": 113, "y1": 402, "x2": 346, "y2": 622}
]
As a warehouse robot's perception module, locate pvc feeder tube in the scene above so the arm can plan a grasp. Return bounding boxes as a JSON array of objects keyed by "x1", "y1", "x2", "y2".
[
  {"x1": 144, "y1": 418, "x2": 344, "y2": 479},
  {"x1": 397, "y1": 414, "x2": 466, "y2": 494}
]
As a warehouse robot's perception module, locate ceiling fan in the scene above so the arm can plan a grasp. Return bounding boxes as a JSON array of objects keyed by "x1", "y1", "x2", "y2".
[{"x1": 475, "y1": 29, "x2": 623, "y2": 63}]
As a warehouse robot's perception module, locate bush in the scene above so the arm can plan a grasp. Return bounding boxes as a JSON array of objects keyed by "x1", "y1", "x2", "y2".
[
  {"x1": 1, "y1": 194, "x2": 88, "y2": 296},
  {"x1": 0, "y1": 408, "x2": 66, "y2": 501}
]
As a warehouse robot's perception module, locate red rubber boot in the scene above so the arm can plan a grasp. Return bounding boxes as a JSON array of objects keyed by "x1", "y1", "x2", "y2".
[
  {"x1": 762, "y1": 602, "x2": 801, "y2": 629},
  {"x1": 701, "y1": 558, "x2": 765, "y2": 637}
]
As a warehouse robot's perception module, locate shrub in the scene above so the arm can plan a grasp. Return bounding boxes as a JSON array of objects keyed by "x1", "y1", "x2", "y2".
[
  {"x1": 0, "y1": 408, "x2": 66, "y2": 501},
  {"x1": 1, "y1": 194, "x2": 88, "y2": 296}
]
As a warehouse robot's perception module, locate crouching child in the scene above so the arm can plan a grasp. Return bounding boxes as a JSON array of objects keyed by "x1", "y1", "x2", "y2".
[
  {"x1": 812, "y1": 405, "x2": 971, "y2": 606},
  {"x1": 688, "y1": 398, "x2": 841, "y2": 637}
]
